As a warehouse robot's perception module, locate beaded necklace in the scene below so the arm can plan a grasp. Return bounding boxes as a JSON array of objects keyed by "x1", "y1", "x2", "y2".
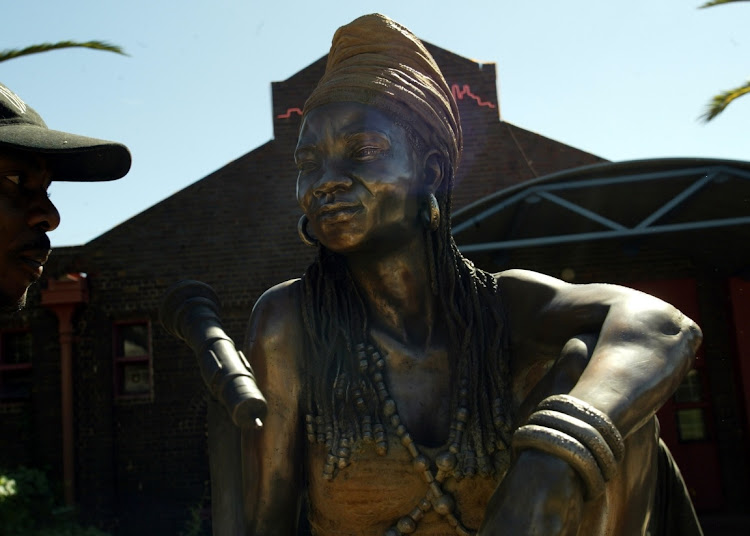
[{"x1": 305, "y1": 343, "x2": 511, "y2": 535}]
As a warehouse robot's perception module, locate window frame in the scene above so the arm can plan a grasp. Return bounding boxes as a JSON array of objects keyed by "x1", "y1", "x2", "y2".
[
  {"x1": 0, "y1": 328, "x2": 33, "y2": 401},
  {"x1": 672, "y1": 361, "x2": 713, "y2": 443},
  {"x1": 112, "y1": 320, "x2": 153, "y2": 401}
]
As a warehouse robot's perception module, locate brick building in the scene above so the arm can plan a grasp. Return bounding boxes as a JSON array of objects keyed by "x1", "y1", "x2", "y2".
[{"x1": 6, "y1": 40, "x2": 747, "y2": 535}]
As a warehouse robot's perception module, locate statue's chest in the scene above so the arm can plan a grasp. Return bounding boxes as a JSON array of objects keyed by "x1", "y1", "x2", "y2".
[
  {"x1": 302, "y1": 327, "x2": 513, "y2": 535},
  {"x1": 370, "y1": 329, "x2": 453, "y2": 446}
]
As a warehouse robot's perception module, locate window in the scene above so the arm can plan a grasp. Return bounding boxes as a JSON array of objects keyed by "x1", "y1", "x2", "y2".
[
  {"x1": 673, "y1": 367, "x2": 711, "y2": 442},
  {"x1": 0, "y1": 330, "x2": 33, "y2": 400},
  {"x1": 113, "y1": 321, "x2": 152, "y2": 399},
  {"x1": 674, "y1": 368, "x2": 703, "y2": 404},
  {"x1": 676, "y1": 408, "x2": 708, "y2": 442}
]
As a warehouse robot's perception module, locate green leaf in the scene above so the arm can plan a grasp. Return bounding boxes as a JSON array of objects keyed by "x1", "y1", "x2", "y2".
[
  {"x1": 699, "y1": 0, "x2": 750, "y2": 8},
  {"x1": 700, "y1": 80, "x2": 750, "y2": 121},
  {"x1": 0, "y1": 40, "x2": 126, "y2": 63}
]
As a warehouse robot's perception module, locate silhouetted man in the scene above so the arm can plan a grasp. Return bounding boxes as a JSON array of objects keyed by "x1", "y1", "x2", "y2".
[{"x1": 0, "y1": 82, "x2": 130, "y2": 311}]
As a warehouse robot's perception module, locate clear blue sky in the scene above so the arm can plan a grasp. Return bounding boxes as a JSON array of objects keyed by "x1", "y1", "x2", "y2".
[{"x1": 3, "y1": 0, "x2": 747, "y2": 246}]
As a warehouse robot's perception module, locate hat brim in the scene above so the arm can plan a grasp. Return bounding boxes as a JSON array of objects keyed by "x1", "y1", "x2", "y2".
[{"x1": 0, "y1": 124, "x2": 131, "y2": 182}]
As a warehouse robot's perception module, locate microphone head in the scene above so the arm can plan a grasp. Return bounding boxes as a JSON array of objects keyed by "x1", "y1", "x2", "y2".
[
  {"x1": 160, "y1": 280, "x2": 221, "y2": 338},
  {"x1": 160, "y1": 280, "x2": 268, "y2": 428}
]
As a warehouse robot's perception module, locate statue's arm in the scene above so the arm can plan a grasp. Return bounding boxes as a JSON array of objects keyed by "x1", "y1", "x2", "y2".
[
  {"x1": 498, "y1": 268, "x2": 702, "y2": 437},
  {"x1": 480, "y1": 269, "x2": 701, "y2": 535},
  {"x1": 241, "y1": 280, "x2": 305, "y2": 535}
]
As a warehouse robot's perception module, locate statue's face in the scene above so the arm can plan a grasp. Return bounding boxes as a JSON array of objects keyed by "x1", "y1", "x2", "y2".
[
  {"x1": 296, "y1": 102, "x2": 424, "y2": 254},
  {"x1": 0, "y1": 149, "x2": 57, "y2": 310}
]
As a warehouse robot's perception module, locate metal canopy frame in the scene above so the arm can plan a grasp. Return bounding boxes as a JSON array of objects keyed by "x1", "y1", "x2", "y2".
[{"x1": 454, "y1": 164, "x2": 750, "y2": 254}]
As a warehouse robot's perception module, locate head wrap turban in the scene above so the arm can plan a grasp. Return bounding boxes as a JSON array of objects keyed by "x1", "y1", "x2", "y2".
[{"x1": 303, "y1": 13, "x2": 463, "y2": 176}]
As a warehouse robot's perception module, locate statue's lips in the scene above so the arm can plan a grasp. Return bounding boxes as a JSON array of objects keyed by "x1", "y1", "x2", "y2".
[{"x1": 316, "y1": 203, "x2": 362, "y2": 223}]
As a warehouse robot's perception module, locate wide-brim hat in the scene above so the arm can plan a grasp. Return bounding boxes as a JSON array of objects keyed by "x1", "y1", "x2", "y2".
[{"x1": 0, "y1": 82, "x2": 131, "y2": 181}]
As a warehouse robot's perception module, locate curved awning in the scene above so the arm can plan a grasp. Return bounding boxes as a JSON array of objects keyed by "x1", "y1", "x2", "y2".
[{"x1": 452, "y1": 159, "x2": 750, "y2": 263}]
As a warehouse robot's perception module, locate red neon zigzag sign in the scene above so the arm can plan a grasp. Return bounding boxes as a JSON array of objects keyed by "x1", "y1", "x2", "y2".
[
  {"x1": 277, "y1": 107, "x2": 303, "y2": 119},
  {"x1": 451, "y1": 84, "x2": 496, "y2": 109},
  {"x1": 276, "y1": 83, "x2": 495, "y2": 119}
]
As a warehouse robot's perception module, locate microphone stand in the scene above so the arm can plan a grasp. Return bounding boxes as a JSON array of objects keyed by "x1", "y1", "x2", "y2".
[{"x1": 160, "y1": 280, "x2": 264, "y2": 535}]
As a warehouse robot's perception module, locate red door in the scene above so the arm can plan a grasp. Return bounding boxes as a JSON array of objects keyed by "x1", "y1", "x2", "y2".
[
  {"x1": 728, "y1": 277, "x2": 750, "y2": 437},
  {"x1": 630, "y1": 278, "x2": 724, "y2": 512}
]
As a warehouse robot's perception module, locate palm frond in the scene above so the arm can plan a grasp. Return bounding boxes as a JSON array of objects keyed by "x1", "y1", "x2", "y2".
[
  {"x1": 0, "y1": 40, "x2": 126, "y2": 63},
  {"x1": 700, "y1": 0, "x2": 750, "y2": 8},
  {"x1": 701, "y1": 80, "x2": 750, "y2": 121}
]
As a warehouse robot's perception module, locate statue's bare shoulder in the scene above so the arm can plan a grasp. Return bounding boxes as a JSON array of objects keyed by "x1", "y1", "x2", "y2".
[
  {"x1": 492, "y1": 268, "x2": 599, "y2": 353},
  {"x1": 244, "y1": 278, "x2": 306, "y2": 443},
  {"x1": 493, "y1": 267, "x2": 698, "y2": 341},
  {"x1": 246, "y1": 278, "x2": 305, "y2": 357},
  {"x1": 242, "y1": 279, "x2": 307, "y2": 533}
]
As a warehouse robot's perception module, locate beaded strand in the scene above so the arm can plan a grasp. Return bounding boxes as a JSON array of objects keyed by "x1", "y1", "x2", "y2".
[
  {"x1": 359, "y1": 344, "x2": 476, "y2": 536},
  {"x1": 304, "y1": 342, "x2": 510, "y2": 535}
]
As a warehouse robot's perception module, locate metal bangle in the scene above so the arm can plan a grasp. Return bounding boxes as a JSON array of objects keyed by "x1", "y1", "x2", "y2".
[
  {"x1": 537, "y1": 394, "x2": 625, "y2": 463},
  {"x1": 512, "y1": 424, "x2": 606, "y2": 500},
  {"x1": 527, "y1": 409, "x2": 618, "y2": 481}
]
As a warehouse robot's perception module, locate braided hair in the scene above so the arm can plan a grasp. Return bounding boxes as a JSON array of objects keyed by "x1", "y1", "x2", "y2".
[
  {"x1": 298, "y1": 13, "x2": 513, "y2": 480},
  {"x1": 299, "y1": 129, "x2": 513, "y2": 480}
]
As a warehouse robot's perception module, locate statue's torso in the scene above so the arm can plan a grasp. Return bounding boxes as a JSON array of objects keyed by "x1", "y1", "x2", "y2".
[
  {"x1": 305, "y1": 325, "x2": 500, "y2": 534},
  {"x1": 307, "y1": 435, "x2": 500, "y2": 535},
  {"x1": 298, "y1": 283, "x2": 661, "y2": 535},
  {"x1": 306, "y1": 420, "x2": 659, "y2": 536}
]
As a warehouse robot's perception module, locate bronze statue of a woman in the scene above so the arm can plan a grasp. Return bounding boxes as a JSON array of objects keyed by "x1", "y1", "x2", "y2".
[{"x1": 239, "y1": 14, "x2": 703, "y2": 536}]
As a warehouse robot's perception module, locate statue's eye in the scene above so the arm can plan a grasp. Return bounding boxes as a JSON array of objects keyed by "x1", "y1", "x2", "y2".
[
  {"x1": 353, "y1": 146, "x2": 382, "y2": 160},
  {"x1": 296, "y1": 159, "x2": 319, "y2": 173}
]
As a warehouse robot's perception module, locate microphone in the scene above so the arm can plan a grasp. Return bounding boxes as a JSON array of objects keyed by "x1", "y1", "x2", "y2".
[{"x1": 160, "y1": 280, "x2": 267, "y2": 428}]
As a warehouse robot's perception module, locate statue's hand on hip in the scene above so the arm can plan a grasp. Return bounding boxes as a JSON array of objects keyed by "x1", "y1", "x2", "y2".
[{"x1": 479, "y1": 449, "x2": 584, "y2": 536}]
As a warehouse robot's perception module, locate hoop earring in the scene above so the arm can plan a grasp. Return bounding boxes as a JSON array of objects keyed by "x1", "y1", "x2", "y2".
[
  {"x1": 422, "y1": 193, "x2": 440, "y2": 231},
  {"x1": 298, "y1": 215, "x2": 318, "y2": 247}
]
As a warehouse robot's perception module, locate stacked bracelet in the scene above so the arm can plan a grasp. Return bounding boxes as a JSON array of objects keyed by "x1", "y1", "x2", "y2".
[
  {"x1": 512, "y1": 424, "x2": 605, "y2": 499},
  {"x1": 511, "y1": 394, "x2": 625, "y2": 501},
  {"x1": 537, "y1": 394, "x2": 625, "y2": 463}
]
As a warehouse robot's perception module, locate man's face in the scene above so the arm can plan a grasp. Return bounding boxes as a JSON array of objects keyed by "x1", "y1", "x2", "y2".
[{"x1": 0, "y1": 149, "x2": 60, "y2": 311}]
